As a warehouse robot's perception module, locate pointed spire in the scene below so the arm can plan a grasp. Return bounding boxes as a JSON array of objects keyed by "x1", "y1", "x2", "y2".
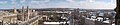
[
  {"x1": 21, "y1": 6, "x2": 25, "y2": 21},
  {"x1": 21, "y1": 6, "x2": 24, "y2": 13},
  {"x1": 27, "y1": 6, "x2": 29, "y2": 12},
  {"x1": 13, "y1": 7, "x2": 17, "y2": 14},
  {"x1": 27, "y1": 6, "x2": 30, "y2": 20}
]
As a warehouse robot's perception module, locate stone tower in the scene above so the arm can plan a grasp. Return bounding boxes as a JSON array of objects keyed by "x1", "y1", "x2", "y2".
[
  {"x1": 21, "y1": 6, "x2": 25, "y2": 21},
  {"x1": 26, "y1": 6, "x2": 30, "y2": 20},
  {"x1": 115, "y1": 0, "x2": 120, "y2": 25}
]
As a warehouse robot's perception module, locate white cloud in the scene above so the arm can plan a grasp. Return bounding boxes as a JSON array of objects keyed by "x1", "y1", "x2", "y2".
[
  {"x1": 28, "y1": 0, "x2": 116, "y2": 9},
  {"x1": 11, "y1": 0, "x2": 16, "y2": 1},
  {"x1": 44, "y1": 0, "x2": 50, "y2": 2},
  {"x1": 11, "y1": 2, "x2": 16, "y2": 4},
  {"x1": 28, "y1": 0, "x2": 50, "y2": 8},
  {"x1": 89, "y1": 0, "x2": 95, "y2": 2},
  {"x1": 31, "y1": 0, "x2": 50, "y2": 3},
  {"x1": 111, "y1": 0, "x2": 116, "y2": 4},
  {"x1": 30, "y1": 1, "x2": 40, "y2": 4},
  {"x1": 20, "y1": 0, "x2": 26, "y2": 3},
  {"x1": 78, "y1": 1, "x2": 116, "y2": 9},
  {"x1": 0, "y1": 6, "x2": 13, "y2": 9},
  {"x1": 0, "y1": 8, "x2": 11, "y2": 9},
  {"x1": 11, "y1": 0, "x2": 17, "y2": 4},
  {"x1": 66, "y1": 0, "x2": 75, "y2": 3},
  {"x1": 0, "y1": 1, "x2": 8, "y2": 4}
]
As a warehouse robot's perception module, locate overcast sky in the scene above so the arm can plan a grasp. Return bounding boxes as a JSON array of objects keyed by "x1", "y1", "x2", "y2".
[{"x1": 0, "y1": 0, "x2": 116, "y2": 9}]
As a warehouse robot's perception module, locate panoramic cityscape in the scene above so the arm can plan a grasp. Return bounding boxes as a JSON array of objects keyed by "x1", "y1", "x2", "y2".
[
  {"x1": 0, "y1": 0, "x2": 117, "y2": 25},
  {"x1": 0, "y1": 6, "x2": 116, "y2": 25}
]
